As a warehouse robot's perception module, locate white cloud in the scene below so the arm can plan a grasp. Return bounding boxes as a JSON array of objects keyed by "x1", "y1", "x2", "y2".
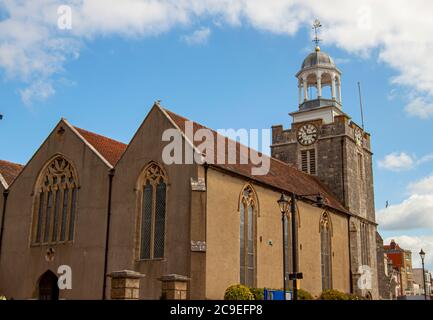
[
  {"x1": 408, "y1": 173, "x2": 433, "y2": 195},
  {"x1": 19, "y1": 79, "x2": 55, "y2": 105},
  {"x1": 378, "y1": 152, "x2": 414, "y2": 171},
  {"x1": 378, "y1": 194, "x2": 433, "y2": 230},
  {"x1": 378, "y1": 172, "x2": 433, "y2": 230},
  {"x1": 181, "y1": 27, "x2": 211, "y2": 45},
  {"x1": 384, "y1": 235, "x2": 433, "y2": 271},
  {"x1": 2, "y1": 0, "x2": 433, "y2": 109},
  {"x1": 378, "y1": 152, "x2": 433, "y2": 171},
  {"x1": 405, "y1": 97, "x2": 433, "y2": 119}
]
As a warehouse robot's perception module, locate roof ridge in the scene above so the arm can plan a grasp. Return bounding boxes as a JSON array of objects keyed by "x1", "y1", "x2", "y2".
[{"x1": 0, "y1": 159, "x2": 24, "y2": 168}]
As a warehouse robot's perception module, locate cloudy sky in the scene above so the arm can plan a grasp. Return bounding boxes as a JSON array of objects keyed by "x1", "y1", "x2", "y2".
[{"x1": 1, "y1": 0, "x2": 433, "y2": 270}]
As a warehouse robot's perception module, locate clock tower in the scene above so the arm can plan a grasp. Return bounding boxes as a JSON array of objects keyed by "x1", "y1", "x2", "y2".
[{"x1": 270, "y1": 23, "x2": 378, "y2": 298}]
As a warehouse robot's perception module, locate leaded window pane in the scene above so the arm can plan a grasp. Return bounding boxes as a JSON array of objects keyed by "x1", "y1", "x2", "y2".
[
  {"x1": 33, "y1": 156, "x2": 78, "y2": 245},
  {"x1": 35, "y1": 192, "x2": 44, "y2": 243},
  {"x1": 52, "y1": 190, "x2": 61, "y2": 242},
  {"x1": 140, "y1": 183, "x2": 153, "y2": 259},
  {"x1": 68, "y1": 188, "x2": 77, "y2": 241},
  {"x1": 153, "y1": 181, "x2": 166, "y2": 259},
  {"x1": 320, "y1": 214, "x2": 332, "y2": 291},
  {"x1": 60, "y1": 188, "x2": 69, "y2": 241},
  {"x1": 239, "y1": 186, "x2": 257, "y2": 287},
  {"x1": 44, "y1": 191, "x2": 53, "y2": 243}
]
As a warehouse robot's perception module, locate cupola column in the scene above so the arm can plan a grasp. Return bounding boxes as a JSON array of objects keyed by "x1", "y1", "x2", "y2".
[
  {"x1": 316, "y1": 72, "x2": 322, "y2": 98},
  {"x1": 303, "y1": 77, "x2": 308, "y2": 101},
  {"x1": 337, "y1": 77, "x2": 342, "y2": 104},
  {"x1": 331, "y1": 74, "x2": 336, "y2": 100}
]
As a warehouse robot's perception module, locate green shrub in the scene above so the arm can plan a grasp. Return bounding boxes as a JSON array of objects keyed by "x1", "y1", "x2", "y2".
[
  {"x1": 297, "y1": 288, "x2": 313, "y2": 300},
  {"x1": 224, "y1": 284, "x2": 254, "y2": 300},
  {"x1": 347, "y1": 293, "x2": 367, "y2": 300},
  {"x1": 249, "y1": 288, "x2": 264, "y2": 300},
  {"x1": 319, "y1": 289, "x2": 350, "y2": 300}
]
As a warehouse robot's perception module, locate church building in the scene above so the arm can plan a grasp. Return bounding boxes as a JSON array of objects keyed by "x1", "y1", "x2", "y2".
[{"x1": 0, "y1": 39, "x2": 379, "y2": 300}]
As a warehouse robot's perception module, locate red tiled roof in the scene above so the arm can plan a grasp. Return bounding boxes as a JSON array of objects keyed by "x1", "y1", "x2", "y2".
[
  {"x1": 384, "y1": 240, "x2": 404, "y2": 251},
  {"x1": 74, "y1": 126, "x2": 127, "y2": 166},
  {"x1": 386, "y1": 252, "x2": 404, "y2": 268},
  {"x1": 164, "y1": 108, "x2": 348, "y2": 214},
  {"x1": 0, "y1": 160, "x2": 24, "y2": 186}
]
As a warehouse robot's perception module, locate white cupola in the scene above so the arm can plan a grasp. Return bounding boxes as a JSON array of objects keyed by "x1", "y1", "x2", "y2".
[{"x1": 296, "y1": 46, "x2": 342, "y2": 111}]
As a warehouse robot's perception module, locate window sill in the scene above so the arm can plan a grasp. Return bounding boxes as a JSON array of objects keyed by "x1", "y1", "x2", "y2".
[
  {"x1": 30, "y1": 241, "x2": 74, "y2": 248},
  {"x1": 136, "y1": 258, "x2": 166, "y2": 262}
]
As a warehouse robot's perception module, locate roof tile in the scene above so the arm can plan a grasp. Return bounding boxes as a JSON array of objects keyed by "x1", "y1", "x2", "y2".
[
  {"x1": 0, "y1": 160, "x2": 24, "y2": 186},
  {"x1": 164, "y1": 108, "x2": 347, "y2": 213},
  {"x1": 74, "y1": 126, "x2": 127, "y2": 166}
]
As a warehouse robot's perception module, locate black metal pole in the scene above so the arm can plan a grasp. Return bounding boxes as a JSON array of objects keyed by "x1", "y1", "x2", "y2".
[
  {"x1": 422, "y1": 259, "x2": 427, "y2": 300},
  {"x1": 282, "y1": 212, "x2": 287, "y2": 300},
  {"x1": 291, "y1": 192, "x2": 298, "y2": 301}
]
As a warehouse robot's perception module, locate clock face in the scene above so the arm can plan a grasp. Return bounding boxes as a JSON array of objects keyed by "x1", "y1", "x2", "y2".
[
  {"x1": 354, "y1": 129, "x2": 363, "y2": 147},
  {"x1": 297, "y1": 124, "x2": 318, "y2": 146}
]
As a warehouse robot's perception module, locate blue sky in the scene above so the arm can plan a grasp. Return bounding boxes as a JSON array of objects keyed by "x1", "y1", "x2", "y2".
[{"x1": 1, "y1": 1, "x2": 433, "y2": 269}]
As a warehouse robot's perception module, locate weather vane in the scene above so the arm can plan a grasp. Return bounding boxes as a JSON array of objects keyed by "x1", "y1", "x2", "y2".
[{"x1": 312, "y1": 19, "x2": 322, "y2": 48}]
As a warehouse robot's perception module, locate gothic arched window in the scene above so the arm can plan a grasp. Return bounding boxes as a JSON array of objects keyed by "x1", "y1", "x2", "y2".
[
  {"x1": 320, "y1": 212, "x2": 332, "y2": 291},
  {"x1": 239, "y1": 184, "x2": 258, "y2": 287},
  {"x1": 138, "y1": 162, "x2": 167, "y2": 260},
  {"x1": 360, "y1": 222, "x2": 370, "y2": 266},
  {"x1": 32, "y1": 156, "x2": 79, "y2": 245}
]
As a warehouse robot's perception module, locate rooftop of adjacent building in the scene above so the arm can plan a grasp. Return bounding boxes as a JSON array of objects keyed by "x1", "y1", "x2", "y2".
[{"x1": 0, "y1": 159, "x2": 24, "y2": 187}]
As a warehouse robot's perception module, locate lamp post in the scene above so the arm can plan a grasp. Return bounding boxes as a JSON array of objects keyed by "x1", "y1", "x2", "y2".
[
  {"x1": 278, "y1": 192, "x2": 324, "y2": 301},
  {"x1": 277, "y1": 193, "x2": 289, "y2": 300},
  {"x1": 290, "y1": 192, "x2": 298, "y2": 301},
  {"x1": 419, "y1": 249, "x2": 427, "y2": 300}
]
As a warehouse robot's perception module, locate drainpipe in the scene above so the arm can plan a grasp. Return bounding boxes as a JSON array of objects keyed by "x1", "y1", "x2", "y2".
[
  {"x1": 0, "y1": 189, "x2": 9, "y2": 259},
  {"x1": 102, "y1": 168, "x2": 115, "y2": 300}
]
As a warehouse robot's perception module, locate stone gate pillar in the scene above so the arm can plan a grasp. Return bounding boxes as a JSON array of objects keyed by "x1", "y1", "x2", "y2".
[
  {"x1": 108, "y1": 270, "x2": 145, "y2": 300},
  {"x1": 158, "y1": 274, "x2": 190, "y2": 300}
]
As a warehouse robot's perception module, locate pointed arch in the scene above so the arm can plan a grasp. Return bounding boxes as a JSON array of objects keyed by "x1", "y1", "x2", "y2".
[
  {"x1": 31, "y1": 154, "x2": 79, "y2": 245},
  {"x1": 37, "y1": 270, "x2": 59, "y2": 300},
  {"x1": 238, "y1": 183, "x2": 258, "y2": 287},
  {"x1": 318, "y1": 211, "x2": 333, "y2": 236},
  {"x1": 237, "y1": 183, "x2": 259, "y2": 216},
  {"x1": 136, "y1": 161, "x2": 168, "y2": 260}
]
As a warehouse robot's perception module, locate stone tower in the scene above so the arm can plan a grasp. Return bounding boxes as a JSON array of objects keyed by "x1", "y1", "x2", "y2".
[{"x1": 270, "y1": 32, "x2": 378, "y2": 297}]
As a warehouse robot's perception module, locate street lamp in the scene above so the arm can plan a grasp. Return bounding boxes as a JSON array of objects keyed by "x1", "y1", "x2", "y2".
[
  {"x1": 278, "y1": 192, "x2": 325, "y2": 301},
  {"x1": 419, "y1": 249, "x2": 427, "y2": 300},
  {"x1": 277, "y1": 193, "x2": 289, "y2": 300}
]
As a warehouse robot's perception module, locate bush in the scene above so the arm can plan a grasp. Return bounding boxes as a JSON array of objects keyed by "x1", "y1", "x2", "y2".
[
  {"x1": 297, "y1": 288, "x2": 313, "y2": 300},
  {"x1": 347, "y1": 293, "x2": 367, "y2": 300},
  {"x1": 249, "y1": 288, "x2": 264, "y2": 300},
  {"x1": 319, "y1": 289, "x2": 350, "y2": 300},
  {"x1": 224, "y1": 284, "x2": 254, "y2": 300}
]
